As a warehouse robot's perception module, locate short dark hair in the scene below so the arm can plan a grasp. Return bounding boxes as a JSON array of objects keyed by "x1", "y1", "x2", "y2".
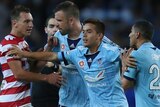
[
  {"x1": 54, "y1": 1, "x2": 79, "y2": 19},
  {"x1": 11, "y1": 5, "x2": 30, "y2": 20},
  {"x1": 45, "y1": 15, "x2": 55, "y2": 27},
  {"x1": 83, "y1": 18, "x2": 105, "y2": 35},
  {"x1": 133, "y1": 20, "x2": 154, "y2": 40}
]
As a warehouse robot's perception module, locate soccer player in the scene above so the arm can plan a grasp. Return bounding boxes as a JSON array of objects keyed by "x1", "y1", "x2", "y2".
[
  {"x1": 50, "y1": 1, "x2": 89, "y2": 107},
  {"x1": 0, "y1": 65, "x2": 2, "y2": 92},
  {"x1": 8, "y1": 18, "x2": 128, "y2": 107},
  {"x1": 31, "y1": 16, "x2": 60, "y2": 107},
  {"x1": 47, "y1": 1, "x2": 121, "y2": 107},
  {"x1": 122, "y1": 20, "x2": 160, "y2": 107},
  {"x1": 0, "y1": 5, "x2": 62, "y2": 106}
]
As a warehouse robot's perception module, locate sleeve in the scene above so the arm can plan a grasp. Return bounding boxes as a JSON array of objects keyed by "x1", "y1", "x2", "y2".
[
  {"x1": 1, "y1": 44, "x2": 16, "y2": 62},
  {"x1": 102, "y1": 36, "x2": 122, "y2": 51},
  {"x1": 57, "y1": 49, "x2": 77, "y2": 64},
  {"x1": 52, "y1": 31, "x2": 61, "y2": 52},
  {"x1": 123, "y1": 51, "x2": 138, "y2": 80},
  {"x1": 109, "y1": 46, "x2": 121, "y2": 62},
  {"x1": 52, "y1": 38, "x2": 60, "y2": 52}
]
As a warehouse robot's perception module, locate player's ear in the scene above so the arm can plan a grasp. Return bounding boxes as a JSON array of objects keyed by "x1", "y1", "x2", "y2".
[
  {"x1": 44, "y1": 27, "x2": 47, "y2": 34},
  {"x1": 12, "y1": 20, "x2": 17, "y2": 27},
  {"x1": 99, "y1": 33, "x2": 103, "y2": 40},
  {"x1": 69, "y1": 16, "x2": 74, "y2": 25},
  {"x1": 136, "y1": 32, "x2": 141, "y2": 39}
]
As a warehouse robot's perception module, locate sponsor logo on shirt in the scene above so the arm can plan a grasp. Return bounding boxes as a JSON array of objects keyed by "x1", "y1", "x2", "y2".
[
  {"x1": 84, "y1": 70, "x2": 105, "y2": 82},
  {"x1": 70, "y1": 43, "x2": 75, "y2": 48},
  {"x1": 98, "y1": 58, "x2": 102, "y2": 64},
  {"x1": 152, "y1": 54, "x2": 160, "y2": 61},
  {"x1": 148, "y1": 93, "x2": 160, "y2": 99}
]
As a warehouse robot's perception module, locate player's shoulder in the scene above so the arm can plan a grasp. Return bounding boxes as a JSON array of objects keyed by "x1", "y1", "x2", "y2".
[
  {"x1": 102, "y1": 43, "x2": 120, "y2": 53},
  {"x1": 1, "y1": 35, "x2": 15, "y2": 44},
  {"x1": 130, "y1": 48, "x2": 144, "y2": 60},
  {"x1": 75, "y1": 46, "x2": 87, "y2": 52},
  {"x1": 0, "y1": 34, "x2": 17, "y2": 48},
  {"x1": 101, "y1": 43, "x2": 120, "y2": 62},
  {"x1": 71, "y1": 46, "x2": 87, "y2": 55},
  {"x1": 0, "y1": 35, "x2": 15, "y2": 53}
]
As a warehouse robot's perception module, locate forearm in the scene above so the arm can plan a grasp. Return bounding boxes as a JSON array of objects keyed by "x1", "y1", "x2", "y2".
[
  {"x1": 23, "y1": 51, "x2": 57, "y2": 61},
  {"x1": 28, "y1": 59, "x2": 47, "y2": 72},
  {"x1": 121, "y1": 77, "x2": 134, "y2": 90},
  {"x1": 15, "y1": 70, "x2": 48, "y2": 83},
  {"x1": 44, "y1": 44, "x2": 53, "y2": 52}
]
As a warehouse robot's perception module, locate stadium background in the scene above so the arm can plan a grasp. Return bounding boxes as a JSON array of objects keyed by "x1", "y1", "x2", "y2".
[
  {"x1": 0, "y1": 0, "x2": 160, "y2": 106},
  {"x1": 0, "y1": 0, "x2": 160, "y2": 50}
]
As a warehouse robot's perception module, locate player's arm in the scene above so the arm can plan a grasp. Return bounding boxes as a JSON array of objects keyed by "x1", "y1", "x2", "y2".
[
  {"x1": 121, "y1": 76, "x2": 135, "y2": 90},
  {"x1": 8, "y1": 60, "x2": 62, "y2": 86},
  {"x1": 7, "y1": 45, "x2": 58, "y2": 61},
  {"x1": 121, "y1": 48, "x2": 137, "y2": 72},
  {"x1": 121, "y1": 50, "x2": 138, "y2": 90},
  {"x1": 44, "y1": 36, "x2": 59, "y2": 52}
]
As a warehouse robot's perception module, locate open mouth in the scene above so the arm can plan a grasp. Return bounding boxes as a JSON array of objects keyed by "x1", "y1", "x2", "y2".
[
  {"x1": 83, "y1": 38, "x2": 88, "y2": 43},
  {"x1": 26, "y1": 29, "x2": 32, "y2": 33}
]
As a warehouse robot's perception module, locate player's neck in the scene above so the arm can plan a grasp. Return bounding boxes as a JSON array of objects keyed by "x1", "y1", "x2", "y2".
[
  {"x1": 68, "y1": 21, "x2": 82, "y2": 39},
  {"x1": 137, "y1": 39, "x2": 150, "y2": 49},
  {"x1": 10, "y1": 29, "x2": 24, "y2": 38},
  {"x1": 88, "y1": 43, "x2": 101, "y2": 54}
]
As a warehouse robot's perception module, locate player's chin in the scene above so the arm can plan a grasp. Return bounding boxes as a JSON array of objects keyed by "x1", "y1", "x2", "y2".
[
  {"x1": 60, "y1": 30, "x2": 67, "y2": 36},
  {"x1": 25, "y1": 32, "x2": 31, "y2": 36},
  {"x1": 84, "y1": 43, "x2": 88, "y2": 47}
]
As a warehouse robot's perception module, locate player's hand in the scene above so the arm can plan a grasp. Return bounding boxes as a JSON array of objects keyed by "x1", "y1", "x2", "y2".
[
  {"x1": 46, "y1": 72, "x2": 63, "y2": 87},
  {"x1": 121, "y1": 48, "x2": 137, "y2": 69},
  {"x1": 47, "y1": 36, "x2": 58, "y2": 47},
  {"x1": 7, "y1": 45, "x2": 24, "y2": 59}
]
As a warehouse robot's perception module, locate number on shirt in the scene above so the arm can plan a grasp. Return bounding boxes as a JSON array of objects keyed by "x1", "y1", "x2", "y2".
[{"x1": 149, "y1": 64, "x2": 160, "y2": 90}]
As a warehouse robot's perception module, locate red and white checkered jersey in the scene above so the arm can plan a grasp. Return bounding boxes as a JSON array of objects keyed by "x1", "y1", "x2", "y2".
[{"x1": 0, "y1": 34, "x2": 31, "y2": 107}]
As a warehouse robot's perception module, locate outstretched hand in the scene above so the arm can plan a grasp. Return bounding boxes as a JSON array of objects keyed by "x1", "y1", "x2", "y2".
[
  {"x1": 121, "y1": 48, "x2": 137, "y2": 70},
  {"x1": 7, "y1": 45, "x2": 24, "y2": 59}
]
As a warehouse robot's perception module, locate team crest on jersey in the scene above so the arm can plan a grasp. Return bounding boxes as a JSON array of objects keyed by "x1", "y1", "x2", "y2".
[
  {"x1": 61, "y1": 44, "x2": 65, "y2": 50},
  {"x1": 79, "y1": 60, "x2": 85, "y2": 68}
]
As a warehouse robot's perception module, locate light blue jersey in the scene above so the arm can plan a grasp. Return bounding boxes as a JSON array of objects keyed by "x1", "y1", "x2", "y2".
[
  {"x1": 58, "y1": 42, "x2": 128, "y2": 107},
  {"x1": 124, "y1": 42, "x2": 160, "y2": 107},
  {"x1": 53, "y1": 31, "x2": 89, "y2": 107}
]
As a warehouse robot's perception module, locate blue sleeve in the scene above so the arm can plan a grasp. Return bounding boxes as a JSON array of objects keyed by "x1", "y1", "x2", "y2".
[
  {"x1": 102, "y1": 36, "x2": 122, "y2": 52},
  {"x1": 57, "y1": 52, "x2": 63, "y2": 61},
  {"x1": 51, "y1": 31, "x2": 60, "y2": 52},
  {"x1": 123, "y1": 51, "x2": 138, "y2": 80},
  {"x1": 57, "y1": 49, "x2": 77, "y2": 64},
  {"x1": 109, "y1": 46, "x2": 121, "y2": 62}
]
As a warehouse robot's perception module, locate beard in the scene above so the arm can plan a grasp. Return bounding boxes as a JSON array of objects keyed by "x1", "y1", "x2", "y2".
[
  {"x1": 59, "y1": 28, "x2": 70, "y2": 36},
  {"x1": 130, "y1": 44, "x2": 137, "y2": 50}
]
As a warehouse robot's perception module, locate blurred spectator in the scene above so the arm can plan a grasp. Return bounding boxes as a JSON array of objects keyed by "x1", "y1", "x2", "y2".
[{"x1": 31, "y1": 16, "x2": 60, "y2": 107}]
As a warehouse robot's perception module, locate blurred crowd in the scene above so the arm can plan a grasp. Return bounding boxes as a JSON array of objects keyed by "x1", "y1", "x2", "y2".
[{"x1": 0, "y1": 0, "x2": 160, "y2": 50}]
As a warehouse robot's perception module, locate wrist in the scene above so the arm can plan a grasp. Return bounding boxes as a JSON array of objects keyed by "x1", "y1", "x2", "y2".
[
  {"x1": 41, "y1": 74, "x2": 48, "y2": 82},
  {"x1": 44, "y1": 44, "x2": 52, "y2": 51},
  {"x1": 122, "y1": 66, "x2": 127, "y2": 72}
]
